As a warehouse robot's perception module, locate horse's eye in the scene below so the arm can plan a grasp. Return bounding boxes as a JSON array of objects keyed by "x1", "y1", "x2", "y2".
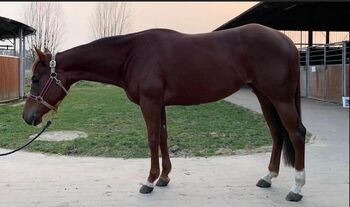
[{"x1": 31, "y1": 76, "x2": 40, "y2": 84}]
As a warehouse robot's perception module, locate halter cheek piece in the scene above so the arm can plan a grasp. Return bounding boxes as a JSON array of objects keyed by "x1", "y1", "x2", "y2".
[{"x1": 29, "y1": 55, "x2": 68, "y2": 112}]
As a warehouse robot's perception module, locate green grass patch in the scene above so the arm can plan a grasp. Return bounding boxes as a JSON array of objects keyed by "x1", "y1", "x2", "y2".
[{"x1": 0, "y1": 82, "x2": 271, "y2": 158}]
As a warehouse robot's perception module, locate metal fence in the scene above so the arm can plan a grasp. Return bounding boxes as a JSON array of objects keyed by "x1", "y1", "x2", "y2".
[{"x1": 299, "y1": 41, "x2": 349, "y2": 103}]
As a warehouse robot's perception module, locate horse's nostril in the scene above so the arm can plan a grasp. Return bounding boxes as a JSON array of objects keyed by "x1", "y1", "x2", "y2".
[
  {"x1": 23, "y1": 112, "x2": 38, "y2": 126},
  {"x1": 30, "y1": 114, "x2": 38, "y2": 125},
  {"x1": 23, "y1": 115, "x2": 32, "y2": 125}
]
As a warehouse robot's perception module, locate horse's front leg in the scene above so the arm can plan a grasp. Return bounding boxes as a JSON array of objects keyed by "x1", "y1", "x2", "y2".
[
  {"x1": 139, "y1": 96, "x2": 162, "y2": 194},
  {"x1": 156, "y1": 106, "x2": 172, "y2": 187}
]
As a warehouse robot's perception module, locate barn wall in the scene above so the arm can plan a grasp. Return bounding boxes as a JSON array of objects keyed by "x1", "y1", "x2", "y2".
[
  {"x1": 300, "y1": 64, "x2": 348, "y2": 103},
  {"x1": 0, "y1": 55, "x2": 20, "y2": 102},
  {"x1": 300, "y1": 66, "x2": 307, "y2": 97},
  {"x1": 309, "y1": 65, "x2": 326, "y2": 100},
  {"x1": 325, "y1": 65, "x2": 342, "y2": 102}
]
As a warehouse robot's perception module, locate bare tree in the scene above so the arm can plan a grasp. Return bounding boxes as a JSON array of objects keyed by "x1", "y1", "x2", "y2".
[
  {"x1": 23, "y1": 2, "x2": 64, "y2": 61},
  {"x1": 91, "y1": 2, "x2": 129, "y2": 39}
]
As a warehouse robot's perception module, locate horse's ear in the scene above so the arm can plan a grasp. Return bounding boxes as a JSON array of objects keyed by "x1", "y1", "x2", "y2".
[
  {"x1": 34, "y1": 47, "x2": 45, "y2": 61},
  {"x1": 44, "y1": 48, "x2": 51, "y2": 54}
]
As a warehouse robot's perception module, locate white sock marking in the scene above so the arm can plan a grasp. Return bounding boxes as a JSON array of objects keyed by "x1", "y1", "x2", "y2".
[
  {"x1": 261, "y1": 171, "x2": 278, "y2": 184},
  {"x1": 142, "y1": 180, "x2": 154, "y2": 188},
  {"x1": 290, "y1": 169, "x2": 305, "y2": 194}
]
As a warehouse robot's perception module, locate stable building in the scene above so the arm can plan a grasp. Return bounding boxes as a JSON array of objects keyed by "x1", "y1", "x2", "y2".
[
  {"x1": 215, "y1": 2, "x2": 349, "y2": 106},
  {"x1": 0, "y1": 16, "x2": 35, "y2": 103}
]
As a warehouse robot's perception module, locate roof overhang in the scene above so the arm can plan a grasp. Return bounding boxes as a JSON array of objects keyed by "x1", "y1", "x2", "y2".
[
  {"x1": 215, "y1": 2, "x2": 350, "y2": 32},
  {"x1": 0, "y1": 16, "x2": 36, "y2": 40}
]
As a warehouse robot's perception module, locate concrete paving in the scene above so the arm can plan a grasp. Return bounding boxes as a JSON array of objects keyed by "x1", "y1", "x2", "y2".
[{"x1": 0, "y1": 88, "x2": 349, "y2": 207}]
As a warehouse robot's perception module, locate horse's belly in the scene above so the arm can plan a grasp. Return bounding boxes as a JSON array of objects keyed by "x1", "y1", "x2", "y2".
[
  {"x1": 162, "y1": 59, "x2": 246, "y2": 105},
  {"x1": 165, "y1": 93, "x2": 233, "y2": 106},
  {"x1": 164, "y1": 78, "x2": 243, "y2": 105}
]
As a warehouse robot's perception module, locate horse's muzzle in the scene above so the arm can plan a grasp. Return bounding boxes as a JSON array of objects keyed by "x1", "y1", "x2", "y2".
[{"x1": 22, "y1": 112, "x2": 42, "y2": 126}]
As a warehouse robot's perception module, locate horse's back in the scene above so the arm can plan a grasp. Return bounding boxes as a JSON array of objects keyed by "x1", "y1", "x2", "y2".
[{"x1": 128, "y1": 24, "x2": 299, "y2": 105}]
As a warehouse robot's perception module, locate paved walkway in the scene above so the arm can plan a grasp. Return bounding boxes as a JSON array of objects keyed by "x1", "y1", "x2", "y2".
[{"x1": 1, "y1": 88, "x2": 348, "y2": 207}]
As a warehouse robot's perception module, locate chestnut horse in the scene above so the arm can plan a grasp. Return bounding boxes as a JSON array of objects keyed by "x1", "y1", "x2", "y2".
[{"x1": 23, "y1": 24, "x2": 306, "y2": 201}]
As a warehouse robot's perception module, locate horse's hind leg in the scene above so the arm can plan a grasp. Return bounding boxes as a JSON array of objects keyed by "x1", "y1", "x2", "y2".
[
  {"x1": 156, "y1": 106, "x2": 172, "y2": 187},
  {"x1": 252, "y1": 87, "x2": 284, "y2": 188},
  {"x1": 272, "y1": 99, "x2": 306, "y2": 202}
]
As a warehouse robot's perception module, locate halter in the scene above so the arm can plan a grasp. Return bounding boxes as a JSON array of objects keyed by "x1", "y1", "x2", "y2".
[{"x1": 29, "y1": 55, "x2": 69, "y2": 112}]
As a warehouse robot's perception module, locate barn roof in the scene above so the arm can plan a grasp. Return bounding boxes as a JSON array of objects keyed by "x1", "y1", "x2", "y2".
[
  {"x1": 0, "y1": 16, "x2": 35, "y2": 40},
  {"x1": 215, "y1": 2, "x2": 350, "y2": 32}
]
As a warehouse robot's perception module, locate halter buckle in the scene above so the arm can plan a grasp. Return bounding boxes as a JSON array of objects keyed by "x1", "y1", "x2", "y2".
[
  {"x1": 49, "y1": 60, "x2": 56, "y2": 68},
  {"x1": 50, "y1": 58, "x2": 56, "y2": 74}
]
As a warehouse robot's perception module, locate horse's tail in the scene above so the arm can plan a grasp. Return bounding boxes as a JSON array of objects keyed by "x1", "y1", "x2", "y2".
[
  {"x1": 282, "y1": 128, "x2": 295, "y2": 167},
  {"x1": 281, "y1": 85, "x2": 302, "y2": 168},
  {"x1": 281, "y1": 71, "x2": 303, "y2": 167}
]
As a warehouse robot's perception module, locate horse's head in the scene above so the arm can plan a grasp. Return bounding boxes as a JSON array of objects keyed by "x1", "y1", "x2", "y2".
[{"x1": 23, "y1": 47, "x2": 69, "y2": 126}]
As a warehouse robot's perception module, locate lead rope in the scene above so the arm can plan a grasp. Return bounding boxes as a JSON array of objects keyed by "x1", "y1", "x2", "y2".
[
  {"x1": 0, "y1": 120, "x2": 52, "y2": 156},
  {"x1": 0, "y1": 109, "x2": 57, "y2": 156}
]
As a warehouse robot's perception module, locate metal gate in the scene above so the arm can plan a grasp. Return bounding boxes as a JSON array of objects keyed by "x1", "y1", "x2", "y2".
[{"x1": 300, "y1": 41, "x2": 349, "y2": 104}]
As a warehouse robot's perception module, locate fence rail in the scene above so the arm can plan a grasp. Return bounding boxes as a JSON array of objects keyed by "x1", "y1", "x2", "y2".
[
  {"x1": 300, "y1": 42, "x2": 349, "y2": 66},
  {"x1": 0, "y1": 45, "x2": 14, "y2": 50}
]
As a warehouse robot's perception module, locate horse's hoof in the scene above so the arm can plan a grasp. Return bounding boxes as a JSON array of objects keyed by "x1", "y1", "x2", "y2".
[
  {"x1": 256, "y1": 179, "x2": 271, "y2": 188},
  {"x1": 156, "y1": 177, "x2": 170, "y2": 187},
  {"x1": 286, "y1": 191, "x2": 303, "y2": 202},
  {"x1": 139, "y1": 185, "x2": 154, "y2": 194}
]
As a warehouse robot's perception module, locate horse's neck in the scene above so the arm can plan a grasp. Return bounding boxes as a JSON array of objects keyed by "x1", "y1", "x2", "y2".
[{"x1": 58, "y1": 37, "x2": 133, "y2": 88}]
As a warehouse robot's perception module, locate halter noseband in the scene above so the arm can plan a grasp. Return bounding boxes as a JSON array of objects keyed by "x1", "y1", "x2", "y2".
[{"x1": 29, "y1": 55, "x2": 68, "y2": 112}]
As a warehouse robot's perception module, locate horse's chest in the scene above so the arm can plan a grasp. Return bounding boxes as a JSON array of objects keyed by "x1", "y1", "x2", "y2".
[{"x1": 124, "y1": 90, "x2": 140, "y2": 105}]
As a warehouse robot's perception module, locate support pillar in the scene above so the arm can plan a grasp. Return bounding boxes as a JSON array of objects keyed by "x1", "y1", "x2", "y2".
[
  {"x1": 308, "y1": 31, "x2": 313, "y2": 46},
  {"x1": 13, "y1": 36, "x2": 16, "y2": 56},
  {"x1": 342, "y1": 41, "x2": 347, "y2": 97},
  {"x1": 325, "y1": 31, "x2": 330, "y2": 44},
  {"x1": 306, "y1": 46, "x2": 310, "y2": 97},
  {"x1": 19, "y1": 28, "x2": 25, "y2": 99}
]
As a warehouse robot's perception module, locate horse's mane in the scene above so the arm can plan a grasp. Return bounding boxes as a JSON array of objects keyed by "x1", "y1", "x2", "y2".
[
  {"x1": 90, "y1": 30, "x2": 154, "y2": 45},
  {"x1": 31, "y1": 55, "x2": 40, "y2": 74}
]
